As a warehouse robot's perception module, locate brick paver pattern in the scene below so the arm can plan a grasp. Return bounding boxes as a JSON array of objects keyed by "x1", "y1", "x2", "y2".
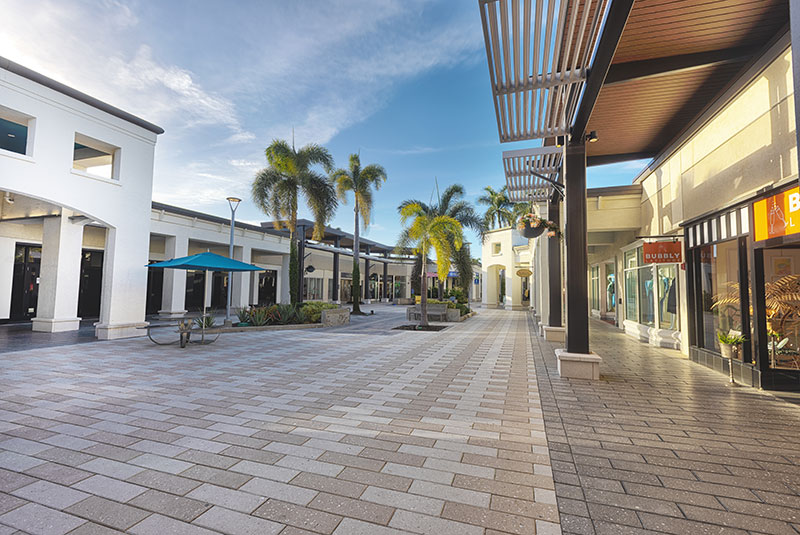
[
  {"x1": 534, "y1": 318, "x2": 800, "y2": 535},
  {"x1": 0, "y1": 307, "x2": 560, "y2": 535}
]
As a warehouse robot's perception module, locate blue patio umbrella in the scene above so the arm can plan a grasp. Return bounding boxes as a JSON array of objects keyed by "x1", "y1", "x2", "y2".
[{"x1": 148, "y1": 252, "x2": 263, "y2": 316}]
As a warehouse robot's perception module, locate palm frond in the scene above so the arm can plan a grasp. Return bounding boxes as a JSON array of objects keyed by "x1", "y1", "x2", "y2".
[{"x1": 297, "y1": 143, "x2": 334, "y2": 173}]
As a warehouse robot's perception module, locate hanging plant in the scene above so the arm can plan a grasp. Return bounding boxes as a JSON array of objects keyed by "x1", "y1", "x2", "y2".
[{"x1": 517, "y1": 213, "x2": 561, "y2": 239}]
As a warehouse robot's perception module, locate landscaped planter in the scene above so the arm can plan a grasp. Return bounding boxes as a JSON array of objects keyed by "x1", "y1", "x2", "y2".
[
  {"x1": 446, "y1": 308, "x2": 461, "y2": 322},
  {"x1": 397, "y1": 297, "x2": 414, "y2": 305},
  {"x1": 321, "y1": 307, "x2": 350, "y2": 326}
]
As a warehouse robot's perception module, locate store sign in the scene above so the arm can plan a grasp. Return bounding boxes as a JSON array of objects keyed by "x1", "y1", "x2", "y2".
[
  {"x1": 516, "y1": 268, "x2": 532, "y2": 277},
  {"x1": 643, "y1": 242, "x2": 682, "y2": 264},
  {"x1": 753, "y1": 186, "x2": 800, "y2": 241}
]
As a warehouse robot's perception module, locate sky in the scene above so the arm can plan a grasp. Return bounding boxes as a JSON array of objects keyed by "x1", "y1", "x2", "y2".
[{"x1": 0, "y1": 0, "x2": 648, "y2": 254}]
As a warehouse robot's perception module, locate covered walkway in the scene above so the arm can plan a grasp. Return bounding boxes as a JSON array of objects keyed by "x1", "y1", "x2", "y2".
[{"x1": 534, "y1": 319, "x2": 800, "y2": 535}]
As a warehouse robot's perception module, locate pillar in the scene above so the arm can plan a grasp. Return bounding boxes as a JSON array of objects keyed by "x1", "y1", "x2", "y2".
[
  {"x1": 0, "y1": 237, "x2": 15, "y2": 320},
  {"x1": 296, "y1": 224, "x2": 306, "y2": 304},
  {"x1": 548, "y1": 197, "x2": 562, "y2": 327},
  {"x1": 95, "y1": 219, "x2": 150, "y2": 339},
  {"x1": 382, "y1": 260, "x2": 389, "y2": 302},
  {"x1": 159, "y1": 235, "x2": 189, "y2": 318},
  {"x1": 204, "y1": 270, "x2": 213, "y2": 311},
  {"x1": 332, "y1": 236, "x2": 340, "y2": 304},
  {"x1": 279, "y1": 253, "x2": 290, "y2": 304},
  {"x1": 232, "y1": 245, "x2": 251, "y2": 309},
  {"x1": 564, "y1": 141, "x2": 590, "y2": 354},
  {"x1": 32, "y1": 212, "x2": 85, "y2": 332},
  {"x1": 364, "y1": 245, "x2": 371, "y2": 303}
]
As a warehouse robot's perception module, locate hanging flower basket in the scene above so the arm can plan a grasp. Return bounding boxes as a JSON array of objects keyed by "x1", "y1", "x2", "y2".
[{"x1": 517, "y1": 213, "x2": 561, "y2": 239}]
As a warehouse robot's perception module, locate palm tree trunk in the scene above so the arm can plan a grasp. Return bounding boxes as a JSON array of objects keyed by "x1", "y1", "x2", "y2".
[
  {"x1": 352, "y1": 199, "x2": 362, "y2": 314},
  {"x1": 420, "y1": 241, "x2": 428, "y2": 327}
]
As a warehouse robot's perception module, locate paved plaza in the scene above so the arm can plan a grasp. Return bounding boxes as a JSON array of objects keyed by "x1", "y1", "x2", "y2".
[{"x1": 1, "y1": 308, "x2": 800, "y2": 534}]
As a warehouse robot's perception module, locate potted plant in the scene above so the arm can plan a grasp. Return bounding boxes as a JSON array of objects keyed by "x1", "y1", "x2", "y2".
[
  {"x1": 517, "y1": 213, "x2": 561, "y2": 239},
  {"x1": 717, "y1": 331, "x2": 746, "y2": 360}
]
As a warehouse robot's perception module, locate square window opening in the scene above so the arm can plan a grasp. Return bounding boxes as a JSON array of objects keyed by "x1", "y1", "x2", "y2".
[
  {"x1": 492, "y1": 243, "x2": 501, "y2": 255},
  {"x1": 73, "y1": 133, "x2": 119, "y2": 180},
  {"x1": 0, "y1": 105, "x2": 33, "y2": 156}
]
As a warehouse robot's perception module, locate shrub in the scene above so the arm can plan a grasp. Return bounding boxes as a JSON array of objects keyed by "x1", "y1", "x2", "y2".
[
  {"x1": 194, "y1": 314, "x2": 215, "y2": 329},
  {"x1": 272, "y1": 304, "x2": 296, "y2": 325},
  {"x1": 717, "y1": 331, "x2": 746, "y2": 345},
  {"x1": 295, "y1": 306, "x2": 309, "y2": 324},
  {"x1": 235, "y1": 307, "x2": 251, "y2": 324},
  {"x1": 249, "y1": 307, "x2": 271, "y2": 326},
  {"x1": 457, "y1": 303, "x2": 470, "y2": 316},
  {"x1": 300, "y1": 301, "x2": 338, "y2": 323}
]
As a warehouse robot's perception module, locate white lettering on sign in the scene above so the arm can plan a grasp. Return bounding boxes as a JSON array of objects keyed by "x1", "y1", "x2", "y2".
[{"x1": 790, "y1": 192, "x2": 800, "y2": 214}]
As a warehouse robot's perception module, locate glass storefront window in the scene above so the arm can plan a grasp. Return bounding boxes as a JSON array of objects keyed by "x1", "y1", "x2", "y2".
[
  {"x1": 605, "y1": 263, "x2": 616, "y2": 313},
  {"x1": 700, "y1": 240, "x2": 742, "y2": 354},
  {"x1": 304, "y1": 277, "x2": 323, "y2": 301},
  {"x1": 763, "y1": 248, "x2": 800, "y2": 370},
  {"x1": 394, "y1": 276, "x2": 406, "y2": 298},
  {"x1": 590, "y1": 266, "x2": 600, "y2": 310},
  {"x1": 657, "y1": 265, "x2": 679, "y2": 330},
  {"x1": 638, "y1": 265, "x2": 655, "y2": 326}
]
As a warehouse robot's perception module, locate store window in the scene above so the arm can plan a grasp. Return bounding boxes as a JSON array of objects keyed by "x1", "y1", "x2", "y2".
[
  {"x1": 394, "y1": 275, "x2": 406, "y2": 298},
  {"x1": 658, "y1": 265, "x2": 679, "y2": 330},
  {"x1": 605, "y1": 262, "x2": 616, "y2": 313},
  {"x1": 763, "y1": 248, "x2": 800, "y2": 370},
  {"x1": 303, "y1": 277, "x2": 323, "y2": 301},
  {"x1": 700, "y1": 240, "x2": 742, "y2": 353},
  {"x1": 590, "y1": 266, "x2": 600, "y2": 310},
  {"x1": 624, "y1": 250, "x2": 638, "y2": 321},
  {"x1": 624, "y1": 245, "x2": 680, "y2": 330}
]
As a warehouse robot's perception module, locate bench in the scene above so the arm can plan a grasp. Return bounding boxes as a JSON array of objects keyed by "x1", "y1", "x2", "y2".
[
  {"x1": 139, "y1": 317, "x2": 220, "y2": 348},
  {"x1": 406, "y1": 303, "x2": 448, "y2": 322}
]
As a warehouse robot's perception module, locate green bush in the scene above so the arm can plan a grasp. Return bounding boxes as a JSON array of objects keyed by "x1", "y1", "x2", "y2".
[
  {"x1": 300, "y1": 301, "x2": 338, "y2": 323},
  {"x1": 194, "y1": 314, "x2": 215, "y2": 329},
  {"x1": 249, "y1": 307, "x2": 271, "y2": 326},
  {"x1": 272, "y1": 304, "x2": 296, "y2": 325},
  {"x1": 444, "y1": 288, "x2": 468, "y2": 304},
  {"x1": 235, "y1": 307, "x2": 251, "y2": 324},
  {"x1": 457, "y1": 303, "x2": 470, "y2": 316}
]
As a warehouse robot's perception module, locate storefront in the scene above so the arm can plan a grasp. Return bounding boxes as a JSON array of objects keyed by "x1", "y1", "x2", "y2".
[{"x1": 684, "y1": 182, "x2": 800, "y2": 390}]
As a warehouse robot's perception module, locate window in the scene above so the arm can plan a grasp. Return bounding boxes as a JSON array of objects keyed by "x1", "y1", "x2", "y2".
[
  {"x1": 657, "y1": 265, "x2": 678, "y2": 330},
  {"x1": 0, "y1": 105, "x2": 33, "y2": 156},
  {"x1": 303, "y1": 277, "x2": 323, "y2": 301},
  {"x1": 492, "y1": 243, "x2": 501, "y2": 255},
  {"x1": 700, "y1": 240, "x2": 741, "y2": 354},
  {"x1": 394, "y1": 276, "x2": 406, "y2": 298},
  {"x1": 73, "y1": 133, "x2": 119, "y2": 179},
  {"x1": 590, "y1": 266, "x2": 600, "y2": 310},
  {"x1": 624, "y1": 250, "x2": 638, "y2": 321},
  {"x1": 328, "y1": 278, "x2": 335, "y2": 301},
  {"x1": 605, "y1": 262, "x2": 616, "y2": 313}
]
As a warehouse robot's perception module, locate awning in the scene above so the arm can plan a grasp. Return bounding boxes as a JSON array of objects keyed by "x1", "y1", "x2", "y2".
[
  {"x1": 148, "y1": 252, "x2": 263, "y2": 272},
  {"x1": 503, "y1": 145, "x2": 563, "y2": 202}
]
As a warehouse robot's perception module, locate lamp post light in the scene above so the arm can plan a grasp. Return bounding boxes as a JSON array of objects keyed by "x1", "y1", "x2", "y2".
[{"x1": 226, "y1": 196, "x2": 242, "y2": 325}]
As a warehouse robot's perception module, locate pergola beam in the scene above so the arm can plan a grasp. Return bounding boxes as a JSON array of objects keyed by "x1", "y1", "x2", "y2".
[
  {"x1": 587, "y1": 152, "x2": 656, "y2": 167},
  {"x1": 571, "y1": 0, "x2": 635, "y2": 141},
  {"x1": 604, "y1": 46, "x2": 757, "y2": 87}
]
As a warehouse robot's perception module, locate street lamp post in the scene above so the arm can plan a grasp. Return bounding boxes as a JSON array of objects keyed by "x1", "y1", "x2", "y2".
[{"x1": 226, "y1": 196, "x2": 242, "y2": 324}]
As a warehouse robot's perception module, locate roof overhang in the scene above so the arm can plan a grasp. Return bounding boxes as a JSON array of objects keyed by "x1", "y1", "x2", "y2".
[{"x1": 502, "y1": 145, "x2": 563, "y2": 202}]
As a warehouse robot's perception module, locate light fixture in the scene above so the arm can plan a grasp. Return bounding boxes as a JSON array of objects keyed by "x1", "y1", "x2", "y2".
[
  {"x1": 4, "y1": 192, "x2": 14, "y2": 204},
  {"x1": 587, "y1": 131, "x2": 598, "y2": 143},
  {"x1": 226, "y1": 196, "x2": 242, "y2": 211},
  {"x1": 7, "y1": 133, "x2": 15, "y2": 138}
]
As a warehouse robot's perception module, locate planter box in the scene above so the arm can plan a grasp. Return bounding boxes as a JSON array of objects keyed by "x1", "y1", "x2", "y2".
[
  {"x1": 322, "y1": 307, "x2": 350, "y2": 327},
  {"x1": 445, "y1": 308, "x2": 460, "y2": 322},
  {"x1": 397, "y1": 298, "x2": 414, "y2": 305}
]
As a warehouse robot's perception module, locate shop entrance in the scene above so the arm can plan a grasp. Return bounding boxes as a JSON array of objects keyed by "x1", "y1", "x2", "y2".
[
  {"x1": 77, "y1": 250, "x2": 103, "y2": 318},
  {"x1": 258, "y1": 270, "x2": 277, "y2": 305},
  {"x1": 760, "y1": 245, "x2": 800, "y2": 370},
  {"x1": 9, "y1": 244, "x2": 41, "y2": 321}
]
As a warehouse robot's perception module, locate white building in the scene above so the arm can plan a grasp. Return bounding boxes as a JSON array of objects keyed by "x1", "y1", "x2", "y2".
[{"x1": 0, "y1": 56, "x2": 162, "y2": 339}]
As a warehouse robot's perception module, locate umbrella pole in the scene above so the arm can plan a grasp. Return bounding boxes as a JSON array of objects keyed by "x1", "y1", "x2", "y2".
[{"x1": 202, "y1": 269, "x2": 209, "y2": 343}]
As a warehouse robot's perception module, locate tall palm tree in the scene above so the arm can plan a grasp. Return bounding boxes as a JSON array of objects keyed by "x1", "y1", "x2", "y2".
[
  {"x1": 252, "y1": 139, "x2": 336, "y2": 303},
  {"x1": 397, "y1": 203, "x2": 462, "y2": 327},
  {"x1": 478, "y1": 185, "x2": 513, "y2": 229},
  {"x1": 331, "y1": 153, "x2": 387, "y2": 314},
  {"x1": 398, "y1": 184, "x2": 482, "y2": 298}
]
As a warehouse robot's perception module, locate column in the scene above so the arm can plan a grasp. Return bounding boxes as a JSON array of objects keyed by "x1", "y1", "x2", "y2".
[
  {"x1": 203, "y1": 270, "x2": 213, "y2": 311},
  {"x1": 382, "y1": 260, "x2": 389, "y2": 302},
  {"x1": 232, "y1": 245, "x2": 251, "y2": 309},
  {"x1": 159, "y1": 235, "x2": 189, "y2": 318},
  {"x1": 332, "y1": 236, "x2": 340, "y2": 304},
  {"x1": 95, "y1": 219, "x2": 150, "y2": 339},
  {"x1": 364, "y1": 245, "x2": 371, "y2": 303},
  {"x1": 32, "y1": 212, "x2": 85, "y2": 332},
  {"x1": 0, "y1": 237, "x2": 15, "y2": 320},
  {"x1": 297, "y1": 224, "x2": 306, "y2": 304},
  {"x1": 548, "y1": 197, "x2": 562, "y2": 327},
  {"x1": 279, "y1": 253, "x2": 290, "y2": 304},
  {"x1": 564, "y1": 141, "x2": 590, "y2": 354}
]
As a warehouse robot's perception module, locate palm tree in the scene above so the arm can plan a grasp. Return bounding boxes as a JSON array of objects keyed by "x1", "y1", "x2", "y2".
[
  {"x1": 398, "y1": 184, "x2": 482, "y2": 298},
  {"x1": 252, "y1": 139, "x2": 336, "y2": 303},
  {"x1": 397, "y1": 203, "x2": 462, "y2": 327},
  {"x1": 331, "y1": 154, "x2": 387, "y2": 314},
  {"x1": 478, "y1": 185, "x2": 513, "y2": 230}
]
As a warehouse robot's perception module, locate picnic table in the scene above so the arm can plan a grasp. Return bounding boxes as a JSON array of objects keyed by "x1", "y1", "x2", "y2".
[{"x1": 139, "y1": 317, "x2": 220, "y2": 348}]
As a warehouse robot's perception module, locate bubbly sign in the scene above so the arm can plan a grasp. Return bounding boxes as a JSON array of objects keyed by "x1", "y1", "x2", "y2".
[
  {"x1": 754, "y1": 186, "x2": 800, "y2": 242},
  {"x1": 643, "y1": 242, "x2": 682, "y2": 264}
]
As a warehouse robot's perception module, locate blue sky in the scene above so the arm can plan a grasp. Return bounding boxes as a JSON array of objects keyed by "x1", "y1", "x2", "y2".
[{"x1": 0, "y1": 0, "x2": 648, "y2": 253}]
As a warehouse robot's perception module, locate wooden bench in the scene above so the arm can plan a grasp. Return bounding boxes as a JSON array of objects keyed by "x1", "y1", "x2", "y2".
[{"x1": 406, "y1": 303, "x2": 448, "y2": 322}]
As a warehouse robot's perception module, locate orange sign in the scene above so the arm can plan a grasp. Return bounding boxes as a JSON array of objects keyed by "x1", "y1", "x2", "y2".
[
  {"x1": 753, "y1": 187, "x2": 800, "y2": 242},
  {"x1": 643, "y1": 242, "x2": 682, "y2": 264}
]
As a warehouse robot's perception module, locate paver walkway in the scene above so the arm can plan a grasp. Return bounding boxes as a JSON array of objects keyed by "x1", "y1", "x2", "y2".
[
  {"x1": 533, "y1": 318, "x2": 800, "y2": 535},
  {"x1": 0, "y1": 307, "x2": 559, "y2": 535}
]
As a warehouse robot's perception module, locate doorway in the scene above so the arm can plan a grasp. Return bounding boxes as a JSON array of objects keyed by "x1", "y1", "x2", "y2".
[
  {"x1": 9, "y1": 244, "x2": 41, "y2": 321},
  {"x1": 77, "y1": 250, "x2": 103, "y2": 318},
  {"x1": 258, "y1": 270, "x2": 277, "y2": 305}
]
